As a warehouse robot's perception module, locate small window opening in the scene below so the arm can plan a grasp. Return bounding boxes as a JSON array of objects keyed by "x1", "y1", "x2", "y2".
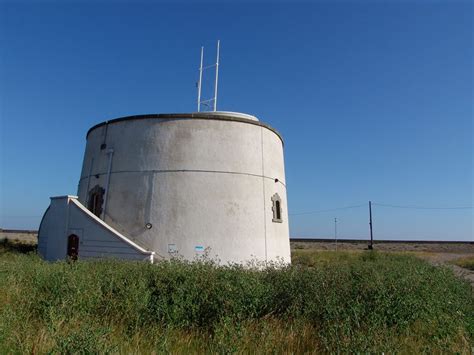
[
  {"x1": 271, "y1": 193, "x2": 283, "y2": 223},
  {"x1": 88, "y1": 185, "x2": 105, "y2": 217}
]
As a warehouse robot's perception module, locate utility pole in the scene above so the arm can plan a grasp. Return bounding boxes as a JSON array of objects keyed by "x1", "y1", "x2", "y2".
[
  {"x1": 368, "y1": 201, "x2": 373, "y2": 250},
  {"x1": 334, "y1": 217, "x2": 338, "y2": 251}
]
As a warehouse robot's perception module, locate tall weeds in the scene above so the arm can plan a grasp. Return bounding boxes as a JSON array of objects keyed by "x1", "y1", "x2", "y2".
[{"x1": 0, "y1": 248, "x2": 472, "y2": 353}]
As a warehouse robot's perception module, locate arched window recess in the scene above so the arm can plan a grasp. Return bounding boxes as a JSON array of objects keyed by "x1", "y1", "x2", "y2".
[{"x1": 88, "y1": 185, "x2": 105, "y2": 218}]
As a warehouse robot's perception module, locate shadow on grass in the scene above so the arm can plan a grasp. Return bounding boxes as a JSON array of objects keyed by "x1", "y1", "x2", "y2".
[{"x1": 0, "y1": 238, "x2": 37, "y2": 254}]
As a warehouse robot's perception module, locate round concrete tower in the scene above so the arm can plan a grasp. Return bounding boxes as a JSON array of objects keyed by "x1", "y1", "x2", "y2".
[{"x1": 77, "y1": 112, "x2": 290, "y2": 264}]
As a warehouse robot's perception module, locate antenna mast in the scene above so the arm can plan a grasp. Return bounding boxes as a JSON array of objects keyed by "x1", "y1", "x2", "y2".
[
  {"x1": 196, "y1": 40, "x2": 220, "y2": 112},
  {"x1": 214, "y1": 40, "x2": 220, "y2": 112},
  {"x1": 197, "y1": 46, "x2": 204, "y2": 112}
]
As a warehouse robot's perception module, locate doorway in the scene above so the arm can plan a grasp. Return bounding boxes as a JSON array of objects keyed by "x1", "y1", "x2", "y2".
[{"x1": 67, "y1": 234, "x2": 79, "y2": 261}]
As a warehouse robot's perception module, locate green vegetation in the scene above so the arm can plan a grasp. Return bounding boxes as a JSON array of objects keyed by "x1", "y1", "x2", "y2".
[
  {"x1": 451, "y1": 256, "x2": 474, "y2": 271},
  {"x1": 0, "y1": 241, "x2": 472, "y2": 353}
]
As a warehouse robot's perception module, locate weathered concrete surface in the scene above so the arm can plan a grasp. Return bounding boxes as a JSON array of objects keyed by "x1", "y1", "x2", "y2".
[{"x1": 77, "y1": 113, "x2": 291, "y2": 264}]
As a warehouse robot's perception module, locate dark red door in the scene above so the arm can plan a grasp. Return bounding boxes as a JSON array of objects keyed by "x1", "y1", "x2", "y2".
[{"x1": 67, "y1": 234, "x2": 79, "y2": 261}]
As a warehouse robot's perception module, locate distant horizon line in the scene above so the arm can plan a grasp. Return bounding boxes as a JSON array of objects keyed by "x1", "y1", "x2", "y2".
[{"x1": 1, "y1": 229, "x2": 472, "y2": 244}]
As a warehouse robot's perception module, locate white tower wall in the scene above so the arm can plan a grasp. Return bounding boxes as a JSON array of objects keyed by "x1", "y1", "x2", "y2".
[{"x1": 77, "y1": 113, "x2": 290, "y2": 264}]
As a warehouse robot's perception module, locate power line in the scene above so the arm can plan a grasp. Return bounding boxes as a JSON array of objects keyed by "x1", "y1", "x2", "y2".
[
  {"x1": 290, "y1": 204, "x2": 366, "y2": 216},
  {"x1": 290, "y1": 201, "x2": 473, "y2": 216},
  {"x1": 372, "y1": 202, "x2": 473, "y2": 210},
  {"x1": 2, "y1": 202, "x2": 471, "y2": 220}
]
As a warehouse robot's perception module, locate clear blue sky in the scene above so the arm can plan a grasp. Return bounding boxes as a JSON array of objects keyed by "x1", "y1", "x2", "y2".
[{"x1": 0, "y1": 1, "x2": 472, "y2": 241}]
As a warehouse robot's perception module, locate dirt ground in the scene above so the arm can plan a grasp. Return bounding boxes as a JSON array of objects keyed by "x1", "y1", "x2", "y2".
[
  {"x1": 291, "y1": 241, "x2": 474, "y2": 288},
  {"x1": 291, "y1": 241, "x2": 474, "y2": 253},
  {"x1": 0, "y1": 230, "x2": 37, "y2": 244},
  {"x1": 415, "y1": 252, "x2": 474, "y2": 288}
]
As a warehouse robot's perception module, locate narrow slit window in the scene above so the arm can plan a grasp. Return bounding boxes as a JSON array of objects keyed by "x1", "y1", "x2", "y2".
[
  {"x1": 276, "y1": 200, "x2": 281, "y2": 220},
  {"x1": 271, "y1": 193, "x2": 283, "y2": 223}
]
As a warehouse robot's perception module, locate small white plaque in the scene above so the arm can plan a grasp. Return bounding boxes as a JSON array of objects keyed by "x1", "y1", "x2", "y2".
[{"x1": 168, "y1": 244, "x2": 178, "y2": 254}]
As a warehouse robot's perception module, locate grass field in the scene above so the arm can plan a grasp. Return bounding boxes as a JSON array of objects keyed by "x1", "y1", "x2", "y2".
[{"x1": 0, "y1": 240, "x2": 472, "y2": 353}]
